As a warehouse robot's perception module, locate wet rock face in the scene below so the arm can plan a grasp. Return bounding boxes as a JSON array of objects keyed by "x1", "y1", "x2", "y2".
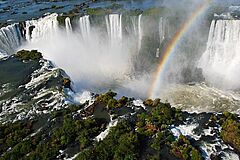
[
  {"x1": 28, "y1": 25, "x2": 35, "y2": 38},
  {"x1": 0, "y1": 56, "x2": 40, "y2": 86},
  {"x1": 181, "y1": 67, "x2": 205, "y2": 84},
  {"x1": 0, "y1": 52, "x2": 67, "y2": 123},
  {"x1": 19, "y1": 22, "x2": 26, "y2": 38},
  {"x1": 210, "y1": 153, "x2": 220, "y2": 160}
]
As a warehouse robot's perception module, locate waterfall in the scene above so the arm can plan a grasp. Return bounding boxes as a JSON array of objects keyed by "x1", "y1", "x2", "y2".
[
  {"x1": 159, "y1": 17, "x2": 168, "y2": 46},
  {"x1": 25, "y1": 13, "x2": 59, "y2": 42},
  {"x1": 65, "y1": 17, "x2": 72, "y2": 34},
  {"x1": 138, "y1": 14, "x2": 142, "y2": 53},
  {"x1": 131, "y1": 16, "x2": 138, "y2": 36},
  {"x1": 198, "y1": 20, "x2": 240, "y2": 89},
  {"x1": 105, "y1": 14, "x2": 122, "y2": 42},
  {"x1": 79, "y1": 15, "x2": 91, "y2": 40},
  {"x1": 0, "y1": 24, "x2": 23, "y2": 55},
  {"x1": 156, "y1": 48, "x2": 160, "y2": 58},
  {"x1": 129, "y1": 14, "x2": 142, "y2": 54}
]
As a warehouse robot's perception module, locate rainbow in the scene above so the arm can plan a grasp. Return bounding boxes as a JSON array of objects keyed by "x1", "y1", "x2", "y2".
[{"x1": 148, "y1": 0, "x2": 212, "y2": 99}]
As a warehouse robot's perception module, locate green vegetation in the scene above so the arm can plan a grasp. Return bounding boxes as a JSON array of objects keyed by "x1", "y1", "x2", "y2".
[
  {"x1": 76, "y1": 91, "x2": 199, "y2": 159},
  {"x1": 208, "y1": 112, "x2": 240, "y2": 153},
  {"x1": 85, "y1": 3, "x2": 124, "y2": 15},
  {"x1": 170, "y1": 135, "x2": 202, "y2": 160},
  {"x1": 139, "y1": 99, "x2": 183, "y2": 134},
  {"x1": 96, "y1": 90, "x2": 130, "y2": 109},
  {"x1": 0, "y1": 90, "x2": 189, "y2": 159},
  {"x1": 57, "y1": 16, "x2": 68, "y2": 26},
  {"x1": 0, "y1": 121, "x2": 33, "y2": 155},
  {"x1": 106, "y1": 3, "x2": 124, "y2": 10},
  {"x1": 84, "y1": 6, "x2": 171, "y2": 16},
  {"x1": 85, "y1": 7, "x2": 110, "y2": 16},
  {"x1": 77, "y1": 120, "x2": 140, "y2": 160},
  {"x1": 142, "y1": 7, "x2": 171, "y2": 16},
  {"x1": 56, "y1": 1, "x2": 90, "y2": 23},
  {"x1": 0, "y1": 90, "x2": 238, "y2": 159},
  {"x1": 15, "y1": 50, "x2": 42, "y2": 61},
  {"x1": 207, "y1": 4, "x2": 228, "y2": 22},
  {"x1": 0, "y1": 104, "x2": 104, "y2": 159},
  {"x1": 57, "y1": 14, "x2": 80, "y2": 26},
  {"x1": 56, "y1": 2, "x2": 89, "y2": 25},
  {"x1": 220, "y1": 112, "x2": 240, "y2": 152},
  {"x1": 24, "y1": 116, "x2": 101, "y2": 159}
]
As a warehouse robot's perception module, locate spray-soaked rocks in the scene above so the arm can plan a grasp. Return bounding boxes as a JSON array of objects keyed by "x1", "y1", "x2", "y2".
[
  {"x1": 0, "y1": 84, "x2": 239, "y2": 159},
  {"x1": 0, "y1": 52, "x2": 69, "y2": 123}
]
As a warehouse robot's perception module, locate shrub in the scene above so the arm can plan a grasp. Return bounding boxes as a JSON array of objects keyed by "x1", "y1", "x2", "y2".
[
  {"x1": 143, "y1": 99, "x2": 153, "y2": 106},
  {"x1": 170, "y1": 135, "x2": 202, "y2": 160},
  {"x1": 15, "y1": 50, "x2": 42, "y2": 61},
  {"x1": 221, "y1": 118, "x2": 240, "y2": 152}
]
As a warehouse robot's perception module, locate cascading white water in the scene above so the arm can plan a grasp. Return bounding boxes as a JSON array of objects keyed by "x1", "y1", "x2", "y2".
[
  {"x1": 159, "y1": 17, "x2": 168, "y2": 46},
  {"x1": 14, "y1": 13, "x2": 175, "y2": 98},
  {"x1": 131, "y1": 16, "x2": 138, "y2": 36},
  {"x1": 79, "y1": 15, "x2": 91, "y2": 40},
  {"x1": 25, "y1": 13, "x2": 59, "y2": 42},
  {"x1": 198, "y1": 20, "x2": 240, "y2": 89},
  {"x1": 20, "y1": 13, "x2": 136, "y2": 94},
  {"x1": 65, "y1": 17, "x2": 72, "y2": 34},
  {"x1": 0, "y1": 24, "x2": 23, "y2": 55},
  {"x1": 105, "y1": 14, "x2": 122, "y2": 42},
  {"x1": 138, "y1": 14, "x2": 142, "y2": 53},
  {"x1": 130, "y1": 14, "x2": 143, "y2": 54}
]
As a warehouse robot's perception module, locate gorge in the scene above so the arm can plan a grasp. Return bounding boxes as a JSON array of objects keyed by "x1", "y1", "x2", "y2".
[{"x1": 0, "y1": 0, "x2": 239, "y2": 159}]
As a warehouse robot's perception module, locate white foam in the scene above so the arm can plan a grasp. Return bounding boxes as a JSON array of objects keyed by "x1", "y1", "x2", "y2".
[
  {"x1": 73, "y1": 91, "x2": 93, "y2": 105},
  {"x1": 221, "y1": 151, "x2": 240, "y2": 160},
  {"x1": 133, "y1": 99, "x2": 146, "y2": 110},
  {"x1": 170, "y1": 123, "x2": 200, "y2": 140},
  {"x1": 95, "y1": 118, "x2": 118, "y2": 141}
]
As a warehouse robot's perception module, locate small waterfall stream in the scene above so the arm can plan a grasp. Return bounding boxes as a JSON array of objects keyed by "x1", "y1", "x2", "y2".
[
  {"x1": 105, "y1": 14, "x2": 122, "y2": 42},
  {"x1": 79, "y1": 15, "x2": 91, "y2": 40},
  {"x1": 65, "y1": 17, "x2": 73, "y2": 34}
]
